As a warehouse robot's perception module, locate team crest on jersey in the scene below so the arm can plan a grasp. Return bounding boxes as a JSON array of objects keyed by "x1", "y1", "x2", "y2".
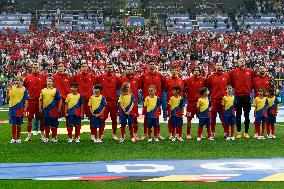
[{"x1": 246, "y1": 72, "x2": 250, "y2": 75}]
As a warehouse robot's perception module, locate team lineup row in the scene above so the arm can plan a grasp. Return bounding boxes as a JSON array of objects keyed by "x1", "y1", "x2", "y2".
[{"x1": 8, "y1": 58, "x2": 278, "y2": 143}]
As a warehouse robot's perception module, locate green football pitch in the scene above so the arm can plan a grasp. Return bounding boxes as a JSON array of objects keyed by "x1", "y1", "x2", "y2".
[{"x1": 0, "y1": 111, "x2": 284, "y2": 188}]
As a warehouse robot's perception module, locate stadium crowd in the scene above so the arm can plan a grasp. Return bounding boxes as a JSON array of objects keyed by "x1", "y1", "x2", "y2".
[
  {"x1": 1, "y1": 28, "x2": 284, "y2": 72},
  {"x1": 1, "y1": 26, "x2": 284, "y2": 100}
]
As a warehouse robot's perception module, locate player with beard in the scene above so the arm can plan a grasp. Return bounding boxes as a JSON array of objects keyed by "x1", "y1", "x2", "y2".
[
  {"x1": 164, "y1": 65, "x2": 184, "y2": 139},
  {"x1": 140, "y1": 61, "x2": 165, "y2": 140},
  {"x1": 184, "y1": 67, "x2": 206, "y2": 139},
  {"x1": 207, "y1": 62, "x2": 230, "y2": 138},
  {"x1": 24, "y1": 63, "x2": 47, "y2": 141},
  {"x1": 229, "y1": 58, "x2": 256, "y2": 139},
  {"x1": 53, "y1": 63, "x2": 71, "y2": 130},
  {"x1": 72, "y1": 62, "x2": 96, "y2": 140},
  {"x1": 96, "y1": 63, "x2": 120, "y2": 140},
  {"x1": 252, "y1": 65, "x2": 273, "y2": 98},
  {"x1": 120, "y1": 65, "x2": 140, "y2": 140}
]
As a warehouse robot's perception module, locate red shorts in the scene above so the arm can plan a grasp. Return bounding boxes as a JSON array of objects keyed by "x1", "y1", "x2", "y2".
[
  {"x1": 26, "y1": 99, "x2": 41, "y2": 119},
  {"x1": 186, "y1": 100, "x2": 198, "y2": 119},
  {"x1": 103, "y1": 100, "x2": 118, "y2": 120},
  {"x1": 61, "y1": 100, "x2": 66, "y2": 118},
  {"x1": 83, "y1": 100, "x2": 91, "y2": 118},
  {"x1": 211, "y1": 99, "x2": 224, "y2": 113},
  {"x1": 131, "y1": 103, "x2": 139, "y2": 118}
]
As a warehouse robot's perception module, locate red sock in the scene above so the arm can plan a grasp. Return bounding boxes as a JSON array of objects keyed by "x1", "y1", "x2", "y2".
[
  {"x1": 261, "y1": 123, "x2": 265, "y2": 136},
  {"x1": 207, "y1": 126, "x2": 211, "y2": 138},
  {"x1": 271, "y1": 123, "x2": 275, "y2": 135},
  {"x1": 129, "y1": 125, "x2": 134, "y2": 138},
  {"x1": 12, "y1": 125, "x2": 16, "y2": 139},
  {"x1": 17, "y1": 126, "x2": 21, "y2": 140},
  {"x1": 222, "y1": 124, "x2": 226, "y2": 135},
  {"x1": 254, "y1": 122, "x2": 257, "y2": 134},
  {"x1": 198, "y1": 127, "x2": 203, "y2": 138},
  {"x1": 75, "y1": 125, "x2": 80, "y2": 139},
  {"x1": 112, "y1": 119, "x2": 117, "y2": 135},
  {"x1": 65, "y1": 118, "x2": 69, "y2": 131},
  {"x1": 102, "y1": 121, "x2": 105, "y2": 131},
  {"x1": 211, "y1": 124, "x2": 215, "y2": 134},
  {"x1": 133, "y1": 118, "x2": 138, "y2": 133},
  {"x1": 99, "y1": 127, "x2": 104, "y2": 138},
  {"x1": 148, "y1": 127, "x2": 152, "y2": 138},
  {"x1": 187, "y1": 125, "x2": 191, "y2": 135},
  {"x1": 224, "y1": 125, "x2": 229, "y2": 137},
  {"x1": 154, "y1": 126, "x2": 159, "y2": 138},
  {"x1": 27, "y1": 125, "x2": 32, "y2": 133},
  {"x1": 143, "y1": 117, "x2": 147, "y2": 135},
  {"x1": 51, "y1": 127, "x2": 57, "y2": 138},
  {"x1": 231, "y1": 126, "x2": 235, "y2": 137},
  {"x1": 40, "y1": 118, "x2": 45, "y2": 132},
  {"x1": 157, "y1": 125, "x2": 160, "y2": 135},
  {"x1": 178, "y1": 127, "x2": 182, "y2": 137},
  {"x1": 68, "y1": 127, "x2": 73, "y2": 138},
  {"x1": 91, "y1": 128, "x2": 95, "y2": 135},
  {"x1": 45, "y1": 127, "x2": 50, "y2": 138},
  {"x1": 121, "y1": 125, "x2": 126, "y2": 138},
  {"x1": 255, "y1": 124, "x2": 260, "y2": 136},
  {"x1": 172, "y1": 127, "x2": 176, "y2": 137},
  {"x1": 266, "y1": 124, "x2": 271, "y2": 136},
  {"x1": 168, "y1": 119, "x2": 172, "y2": 134},
  {"x1": 94, "y1": 128, "x2": 98, "y2": 139}
]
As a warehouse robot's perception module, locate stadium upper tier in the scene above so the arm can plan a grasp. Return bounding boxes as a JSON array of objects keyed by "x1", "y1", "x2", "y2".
[
  {"x1": 166, "y1": 13, "x2": 284, "y2": 34},
  {"x1": 1, "y1": 12, "x2": 284, "y2": 35},
  {"x1": 38, "y1": 12, "x2": 104, "y2": 31},
  {"x1": 0, "y1": 13, "x2": 31, "y2": 34}
]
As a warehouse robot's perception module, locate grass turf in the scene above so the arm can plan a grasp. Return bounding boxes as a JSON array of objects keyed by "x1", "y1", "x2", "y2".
[{"x1": 0, "y1": 110, "x2": 284, "y2": 188}]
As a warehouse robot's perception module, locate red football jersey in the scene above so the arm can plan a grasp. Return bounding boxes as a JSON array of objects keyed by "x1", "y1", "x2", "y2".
[
  {"x1": 252, "y1": 75, "x2": 272, "y2": 97},
  {"x1": 53, "y1": 73, "x2": 71, "y2": 99},
  {"x1": 24, "y1": 73, "x2": 48, "y2": 100},
  {"x1": 120, "y1": 74, "x2": 140, "y2": 102},
  {"x1": 164, "y1": 76, "x2": 184, "y2": 101},
  {"x1": 72, "y1": 72, "x2": 96, "y2": 100},
  {"x1": 140, "y1": 71, "x2": 165, "y2": 98},
  {"x1": 207, "y1": 72, "x2": 230, "y2": 99},
  {"x1": 184, "y1": 76, "x2": 206, "y2": 101},
  {"x1": 96, "y1": 73, "x2": 120, "y2": 101},
  {"x1": 229, "y1": 67, "x2": 255, "y2": 96}
]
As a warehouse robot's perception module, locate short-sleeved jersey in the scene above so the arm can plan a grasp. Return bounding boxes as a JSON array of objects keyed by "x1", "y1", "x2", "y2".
[
  {"x1": 197, "y1": 97, "x2": 210, "y2": 118},
  {"x1": 253, "y1": 97, "x2": 268, "y2": 117},
  {"x1": 118, "y1": 93, "x2": 135, "y2": 113},
  {"x1": 222, "y1": 95, "x2": 236, "y2": 116},
  {"x1": 40, "y1": 88, "x2": 62, "y2": 117},
  {"x1": 168, "y1": 95, "x2": 185, "y2": 117},
  {"x1": 267, "y1": 96, "x2": 279, "y2": 115},
  {"x1": 144, "y1": 96, "x2": 160, "y2": 118},
  {"x1": 65, "y1": 93, "x2": 84, "y2": 116},
  {"x1": 9, "y1": 86, "x2": 29, "y2": 117},
  {"x1": 88, "y1": 95, "x2": 107, "y2": 114}
]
